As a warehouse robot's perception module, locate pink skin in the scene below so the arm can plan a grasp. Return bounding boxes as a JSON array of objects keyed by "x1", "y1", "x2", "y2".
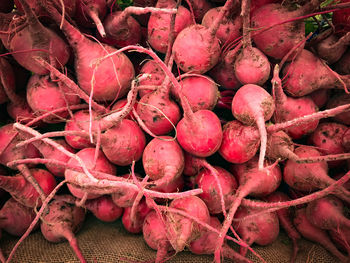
[
  {"x1": 45, "y1": 2, "x2": 135, "y2": 102},
  {"x1": 264, "y1": 192, "x2": 300, "y2": 263},
  {"x1": 0, "y1": 168, "x2": 57, "y2": 208},
  {"x1": 308, "y1": 122, "x2": 348, "y2": 167},
  {"x1": 75, "y1": 0, "x2": 107, "y2": 37},
  {"x1": 102, "y1": 11, "x2": 141, "y2": 48},
  {"x1": 334, "y1": 49, "x2": 350, "y2": 75},
  {"x1": 101, "y1": 119, "x2": 146, "y2": 166},
  {"x1": 293, "y1": 207, "x2": 349, "y2": 263},
  {"x1": 306, "y1": 196, "x2": 350, "y2": 230},
  {"x1": 30, "y1": 138, "x2": 76, "y2": 177},
  {"x1": 147, "y1": 0, "x2": 193, "y2": 53},
  {"x1": 189, "y1": 216, "x2": 253, "y2": 263},
  {"x1": 40, "y1": 195, "x2": 87, "y2": 263},
  {"x1": 14, "y1": 0, "x2": 76, "y2": 18},
  {"x1": 183, "y1": 152, "x2": 203, "y2": 177},
  {"x1": 231, "y1": 84, "x2": 275, "y2": 169},
  {"x1": 64, "y1": 109, "x2": 98, "y2": 149},
  {"x1": 250, "y1": 0, "x2": 281, "y2": 14},
  {"x1": 9, "y1": 0, "x2": 70, "y2": 75},
  {"x1": 251, "y1": 1, "x2": 319, "y2": 60},
  {"x1": 7, "y1": 100, "x2": 39, "y2": 125},
  {"x1": 283, "y1": 146, "x2": 350, "y2": 203},
  {"x1": 176, "y1": 109, "x2": 223, "y2": 157},
  {"x1": 111, "y1": 173, "x2": 142, "y2": 208},
  {"x1": 272, "y1": 64, "x2": 319, "y2": 140},
  {"x1": 329, "y1": 227, "x2": 350, "y2": 255},
  {"x1": 309, "y1": 89, "x2": 330, "y2": 109},
  {"x1": 174, "y1": 75, "x2": 219, "y2": 112},
  {"x1": 142, "y1": 136, "x2": 184, "y2": 187},
  {"x1": 343, "y1": 128, "x2": 350, "y2": 152},
  {"x1": 232, "y1": 206, "x2": 279, "y2": 256},
  {"x1": 266, "y1": 131, "x2": 299, "y2": 162},
  {"x1": 0, "y1": 197, "x2": 37, "y2": 236},
  {"x1": 85, "y1": 195, "x2": 123, "y2": 222},
  {"x1": 332, "y1": 0, "x2": 350, "y2": 36},
  {"x1": 143, "y1": 210, "x2": 174, "y2": 263},
  {"x1": 166, "y1": 195, "x2": 210, "y2": 252},
  {"x1": 122, "y1": 199, "x2": 151, "y2": 233},
  {"x1": 201, "y1": 7, "x2": 242, "y2": 45},
  {"x1": 111, "y1": 98, "x2": 135, "y2": 120},
  {"x1": 234, "y1": 0, "x2": 271, "y2": 86},
  {"x1": 283, "y1": 49, "x2": 350, "y2": 97},
  {"x1": 195, "y1": 166, "x2": 238, "y2": 214},
  {"x1": 150, "y1": 174, "x2": 184, "y2": 196},
  {"x1": 26, "y1": 74, "x2": 81, "y2": 123},
  {"x1": 186, "y1": 0, "x2": 211, "y2": 23},
  {"x1": 65, "y1": 148, "x2": 117, "y2": 200},
  {"x1": 219, "y1": 120, "x2": 260, "y2": 164},
  {"x1": 326, "y1": 93, "x2": 350, "y2": 125},
  {"x1": 138, "y1": 60, "x2": 166, "y2": 98}
]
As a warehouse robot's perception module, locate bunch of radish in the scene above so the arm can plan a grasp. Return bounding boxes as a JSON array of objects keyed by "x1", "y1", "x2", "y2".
[{"x1": 0, "y1": 0, "x2": 350, "y2": 262}]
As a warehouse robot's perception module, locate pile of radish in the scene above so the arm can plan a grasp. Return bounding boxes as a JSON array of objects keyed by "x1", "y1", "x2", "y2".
[{"x1": 1, "y1": 0, "x2": 350, "y2": 262}]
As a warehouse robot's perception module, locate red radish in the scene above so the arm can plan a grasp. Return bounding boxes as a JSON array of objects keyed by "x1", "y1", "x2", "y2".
[
  {"x1": 334, "y1": 49, "x2": 350, "y2": 75},
  {"x1": 138, "y1": 60, "x2": 166, "y2": 98},
  {"x1": 189, "y1": 216, "x2": 253, "y2": 263},
  {"x1": 143, "y1": 210, "x2": 174, "y2": 263},
  {"x1": 232, "y1": 206, "x2": 280, "y2": 256},
  {"x1": 264, "y1": 192, "x2": 300, "y2": 263},
  {"x1": 9, "y1": 0, "x2": 70, "y2": 75},
  {"x1": 147, "y1": 0, "x2": 192, "y2": 54},
  {"x1": 166, "y1": 195, "x2": 210, "y2": 252},
  {"x1": 283, "y1": 49, "x2": 350, "y2": 97},
  {"x1": 101, "y1": 119, "x2": 146, "y2": 166},
  {"x1": 332, "y1": 0, "x2": 350, "y2": 36},
  {"x1": 14, "y1": 0, "x2": 76, "y2": 18},
  {"x1": 215, "y1": 157, "x2": 281, "y2": 260},
  {"x1": 234, "y1": 0, "x2": 271, "y2": 86},
  {"x1": 111, "y1": 173, "x2": 142, "y2": 208},
  {"x1": 272, "y1": 64, "x2": 319, "y2": 139},
  {"x1": 185, "y1": 0, "x2": 211, "y2": 23},
  {"x1": 250, "y1": 0, "x2": 281, "y2": 14},
  {"x1": 326, "y1": 93, "x2": 350, "y2": 125},
  {"x1": 40, "y1": 195, "x2": 86, "y2": 263},
  {"x1": 0, "y1": 57, "x2": 15, "y2": 105},
  {"x1": 30, "y1": 138, "x2": 75, "y2": 177},
  {"x1": 283, "y1": 146, "x2": 350, "y2": 203},
  {"x1": 308, "y1": 122, "x2": 348, "y2": 167},
  {"x1": 343, "y1": 128, "x2": 350, "y2": 152},
  {"x1": 85, "y1": 195, "x2": 123, "y2": 222},
  {"x1": 201, "y1": 6, "x2": 242, "y2": 45},
  {"x1": 75, "y1": 0, "x2": 107, "y2": 37},
  {"x1": 0, "y1": 197, "x2": 37, "y2": 236},
  {"x1": 111, "y1": 98, "x2": 135, "y2": 120},
  {"x1": 231, "y1": 84, "x2": 275, "y2": 169},
  {"x1": 309, "y1": 89, "x2": 330, "y2": 109},
  {"x1": 266, "y1": 131, "x2": 299, "y2": 162},
  {"x1": 195, "y1": 165, "x2": 238, "y2": 214},
  {"x1": 315, "y1": 31, "x2": 350, "y2": 64},
  {"x1": 150, "y1": 173, "x2": 184, "y2": 198},
  {"x1": 306, "y1": 196, "x2": 350, "y2": 230},
  {"x1": 122, "y1": 199, "x2": 151, "y2": 233},
  {"x1": 251, "y1": 1, "x2": 321, "y2": 60},
  {"x1": 65, "y1": 148, "x2": 117, "y2": 200},
  {"x1": 172, "y1": 0, "x2": 240, "y2": 73},
  {"x1": 142, "y1": 137, "x2": 184, "y2": 187},
  {"x1": 26, "y1": 74, "x2": 80, "y2": 123},
  {"x1": 329, "y1": 227, "x2": 350, "y2": 255},
  {"x1": 293, "y1": 207, "x2": 349, "y2": 263},
  {"x1": 0, "y1": 168, "x2": 57, "y2": 208},
  {"x1": 44, "y1": 1, "x2": 135, "y2": 102},
  {"x1": 173, "y1": 75, "x2": 219, "y2": 112},
  {"x1": 219, "y1": 120, "x2": 260, "y2": 164}
]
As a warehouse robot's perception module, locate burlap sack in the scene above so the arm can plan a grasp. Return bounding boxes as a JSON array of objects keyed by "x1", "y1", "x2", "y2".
[{"x1": 1, "y1": 214, "x2": 339, "y2": 263}]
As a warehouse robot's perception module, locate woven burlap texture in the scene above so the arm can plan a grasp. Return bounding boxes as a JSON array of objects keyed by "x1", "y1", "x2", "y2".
[{"x1": 1, "y1": 214, "x2": 339, "y2": 263}]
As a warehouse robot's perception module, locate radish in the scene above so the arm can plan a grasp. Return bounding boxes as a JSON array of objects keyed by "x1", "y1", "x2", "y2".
[
  {"x1": 138, "y1": 60, "x2": 166, "y2": 98},
  {"x1": 219, "y1": 120, "x2": 260, "y2": 164},
  {"x1": 232, "y1": 206, "x2": 280, "y2": 256},
  {"x1": 185, "y1": 0, "x2": 211, "y2": 23},
  {"x1": 75, "y1": 0, "x2": 107, "y2": 37},
  {"x1": 9, "y1": 0, "x2": 70, "y2": 75},
  {"x1": 44, "y1": 1, "x2": 135, "y2": 102},
  {"x1": 293, "y1": 207, "x2": 349, "y2": 262},
  {"x1": 326, "y1": 93, "x2": 350, "y2": 125},
  {"x1": 41, "y1": 195, "x2": 86, "y2": 263},
  {"x1": 266, "y1": 131, "x2": 299, "y2": 162},
  {"x1": 251, "y1": 0, "x2": 321, "y2": 60},
  {"x1": 329, "y1": 227, "x2": 350, "y2": 255},
  {"x1": 189, "y1": 216, "x2": 253, "y2": 263},
  {"x1": 332, "y1": 0, "x2": 350, "y2": 36},
  {"x1": 0, "y1": 197, "x2": 37, "y2": 236},
  {"x1": 306, "y1": 196, "x2": 350, "y2": 230},
  {"x1": 0, "y1": 57, "x2": 15, "y2": 105},
  {"x1": 147, "y1": 0, "x2": 193, "y2": 54},
  {"x1": 283, "y1": 49, "x2": 350, "y2": 97},
  {"x1": 143, "y1": 210, "x2": 174, "y2": 263},
  {"x1": 0, "y1": 168, "x2": 57, "y2": 208},
  {"x1": 26, "y1": 74, "x2": 80, "y2": 123},
  {"x1": 334, "y1": 49, "x2": 350, "y2": 75},
  {"x1": 165, "y1": 195, "x2": 210, "y2": 252},
  {"x1": 14, "y1": 0, "x2": 76, "y2": 18},
  {"x1": 343, "y1": 128, "x2": 350, "y2": 152},
  {"x1": 231, "y1": 84, "x2": 275, "y2": 169},
  {"x1": 111, "y1": 173, "x2": 142, "y2": 208},
  {"x1": 309, "y1": 89, "x2": 330, "y2": 109},
  {"x1": 234, "y1": 0, "x2": 271, "y2": 86},
  {"x1": 85, "y1": 195, "x2": 123, "y2": 222},
  {"x1": 142, "y1": 136, "x2": 184, "y2": 187},
  {"x1": 122, "y1": 198, "x2": 151, "y2": 233}
]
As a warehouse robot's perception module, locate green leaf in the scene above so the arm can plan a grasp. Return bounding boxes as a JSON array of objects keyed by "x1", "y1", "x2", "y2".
[{"x1": 117, "y1": 0, "x2": 133, "y2": 9}]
